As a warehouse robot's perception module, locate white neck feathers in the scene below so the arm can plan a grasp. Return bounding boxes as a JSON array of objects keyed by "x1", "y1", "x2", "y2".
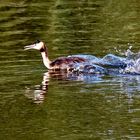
[{"x1": 41, "y1": 52, "x2": 51, "y2": 69}]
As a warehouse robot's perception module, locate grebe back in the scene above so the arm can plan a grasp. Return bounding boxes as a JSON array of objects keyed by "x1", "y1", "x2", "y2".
[{"x1": 24, "y1": 40, "x2": 86, "y2": 70}]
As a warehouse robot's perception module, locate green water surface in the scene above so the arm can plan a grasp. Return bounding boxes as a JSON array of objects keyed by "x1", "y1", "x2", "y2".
[{"x1": 0, "y1": 0, "x2": 140, "y2": 139}]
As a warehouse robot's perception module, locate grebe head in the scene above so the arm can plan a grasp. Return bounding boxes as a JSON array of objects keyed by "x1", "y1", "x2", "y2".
[{"x1": 24, "y1": 40, "x2": 46, "y2": 52}]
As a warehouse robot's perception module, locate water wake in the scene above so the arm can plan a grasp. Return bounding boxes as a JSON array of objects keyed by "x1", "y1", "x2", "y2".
[{"x1": 67, "y1": 49, "x2": 140, "y2": 75}]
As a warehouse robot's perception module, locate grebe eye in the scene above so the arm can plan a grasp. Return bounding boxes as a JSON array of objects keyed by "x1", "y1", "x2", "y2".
[{"x1": 34, "y1": 40, "x2": 40, "y2": 44}]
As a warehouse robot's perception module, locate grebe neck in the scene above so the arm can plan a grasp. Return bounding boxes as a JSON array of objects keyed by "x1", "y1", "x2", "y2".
[{"x1": 40, "y1": 47, "x2": 51, "y2": 69}]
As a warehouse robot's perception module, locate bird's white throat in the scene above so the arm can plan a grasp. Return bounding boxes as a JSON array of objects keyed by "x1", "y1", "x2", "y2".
[{"x1": 41, "y1": 52, "x2": 51, "y2": 69}]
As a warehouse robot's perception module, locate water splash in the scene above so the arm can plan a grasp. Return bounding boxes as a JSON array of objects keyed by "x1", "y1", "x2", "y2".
[{"x1": 68, "y1": 48, "x2": 140, "y2": 75}]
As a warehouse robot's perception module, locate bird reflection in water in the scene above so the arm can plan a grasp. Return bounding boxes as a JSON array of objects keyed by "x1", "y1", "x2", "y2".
[
  {"x1": 24, "y1": 69, "x2": 140, "y2": 104},
  {"x1": 24, "y1": 70, "x2": 104, "y2": 103},
  {"x1": 24, "y1": 73, "x2": 49, "y2": 104}
]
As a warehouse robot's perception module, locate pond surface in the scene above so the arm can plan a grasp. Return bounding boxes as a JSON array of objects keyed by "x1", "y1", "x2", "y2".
[{"x1": 0, "y1": 0, "x2": 140, "y2": 139}]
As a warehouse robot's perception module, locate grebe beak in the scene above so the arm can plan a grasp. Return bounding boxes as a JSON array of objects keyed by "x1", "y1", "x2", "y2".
[
  {"x1": 24, "y1": 44, "x2": 36, "y2": 50},
  {"x1": 24, "y1": 40, "x2": 43, "y2": 51}
]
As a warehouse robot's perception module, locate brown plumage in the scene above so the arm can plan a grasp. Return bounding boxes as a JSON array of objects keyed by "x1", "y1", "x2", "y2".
[{"x1": 50, "y1": 57, "x2": 85, "y2": 66}]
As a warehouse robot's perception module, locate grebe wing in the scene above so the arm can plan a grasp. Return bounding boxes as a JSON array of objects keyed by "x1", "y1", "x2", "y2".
[{"x1": 50, "y1": 57, "x2": 86, "y2": 67}]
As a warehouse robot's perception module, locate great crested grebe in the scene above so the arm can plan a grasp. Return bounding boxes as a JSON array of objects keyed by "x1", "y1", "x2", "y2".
[{"x1": 24, "y1": 40, "x2": 86, "y2": 70}]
